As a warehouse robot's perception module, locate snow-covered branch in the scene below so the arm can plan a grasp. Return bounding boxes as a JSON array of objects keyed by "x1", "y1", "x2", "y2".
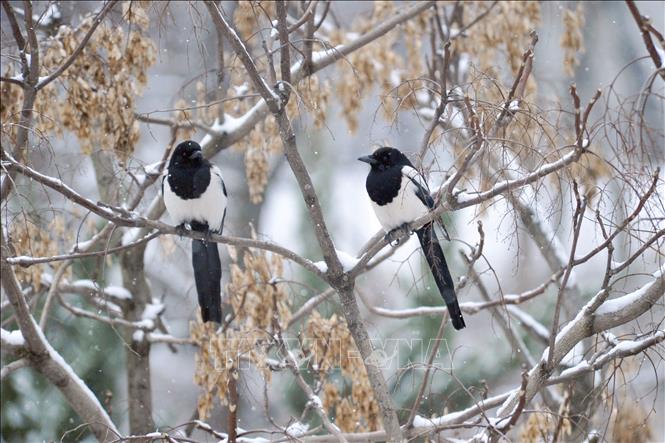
[
  {"x1": 549, "y1": 330, "x2": 665, "y2": 386},
  {"x1": 486, "y1": 270, "x2": 665, "y2": 437}
]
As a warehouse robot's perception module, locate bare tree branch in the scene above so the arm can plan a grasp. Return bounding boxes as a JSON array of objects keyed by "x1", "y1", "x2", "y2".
[
  {"x1": 547, "y1": 183, "x2": 586, "y2": 369},
  {"x1": 626, "y1": 0, "x2": 665, "y2": 79},
  {"x1": 0, "y1": 357, "x2": 29, "y2": 380},
  {"x1": 404, "y1": 311, "x2": 449, "y2": 428},
  {"x1": 547, "y1": 330, "x2": 665, "y2": 386},
  {"x1": 276, "y1": 0, "x2": 291, "y2": 85}
]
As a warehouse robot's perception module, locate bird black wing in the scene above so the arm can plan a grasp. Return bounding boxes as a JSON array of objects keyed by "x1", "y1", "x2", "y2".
[
  {"x1": 403, "y1": 166, "x2": 452, "y2": 240},
  {"x1": 402, "y1": 166, "x2": 435, "y2": 208},
  {"x1": 210, "y1": 166, "x2": 227, "y2": 197}
]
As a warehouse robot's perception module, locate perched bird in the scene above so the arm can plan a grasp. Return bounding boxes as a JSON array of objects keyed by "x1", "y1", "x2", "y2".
[
  {"x1": 162, "y1": 140, "x2": 227, "y2": 323},
  {"x1": 359, "y1": 147, "x2": 465, "y2": 330}
]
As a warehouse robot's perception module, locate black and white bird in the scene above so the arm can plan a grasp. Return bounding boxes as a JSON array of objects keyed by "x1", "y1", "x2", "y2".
[
  {"x1": 359, "y1": 147, "x2": 465, "y2": 330},
  {"x1": 162, "y1": 140, "x2": 227, "y2": 323}
]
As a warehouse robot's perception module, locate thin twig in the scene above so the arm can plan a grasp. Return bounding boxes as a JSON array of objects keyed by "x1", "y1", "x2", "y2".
[
  {"x1": 287, "y1": 1, "x2": 317, "y2": 33},
  {"x1": 6, "y1": 232, "x2": 161, "y2": 267},
  {"x1": 626, "y1": 0, "x2": 665, "y2": 79},
  {"x1": 496, "y1": 366, "x2": 529, "y2": 435},
  {"x1": 465, "y1": 256, "x2": 536, "y2": 367},
  {"x1": 134, "y1": 113, "x2": 220, "y2": 135},
  {"x1": 1, "y1": 358, "x2": 29, "y2": 380},
  {"x1": 287, "y1": 288, "x2": 336, "y2": 327},
  {"x1": 0, "y1": 76, "x2": 25, "y2": 86},
  {"x1": 573, "y1": 169, "x2": 660, "y2": 266},
  {"x1": 1, "y1": 1, "x2": 26, "y2": 54},
  {"x1": 547, "y1": 182, "x2": 586, "y2": 369},
  {"x1": 405, "y1": 311, "x2": 449, "y2": 428},
  {"x1": 417, "y1": 41, "x2": 451, "y2": 167}
]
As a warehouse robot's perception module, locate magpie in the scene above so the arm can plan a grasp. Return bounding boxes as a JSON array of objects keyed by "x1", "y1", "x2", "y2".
[
  {"x1": 359, "y1": 147, "x2": 465, "y2": 330},
  {"x1": 162, "y1": 140, "x2": 227, "y2": 323}
]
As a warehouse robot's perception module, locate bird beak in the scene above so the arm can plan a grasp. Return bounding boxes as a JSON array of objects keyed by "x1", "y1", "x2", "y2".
[
  {"x1": 358, "y1": 155, "x2": 377, "y2": 165},
  {"x1": 189, "y1": 151, "x2": 203, "y2": 160}
]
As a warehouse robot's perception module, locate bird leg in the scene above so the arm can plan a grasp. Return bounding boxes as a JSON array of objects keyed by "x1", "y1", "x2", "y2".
[
  {"x1": 384, "y1": 223, "x2": 412, "y2": 246},
  {"x1": 175, "y1": 223, "x2": 188, "y2": 237}
]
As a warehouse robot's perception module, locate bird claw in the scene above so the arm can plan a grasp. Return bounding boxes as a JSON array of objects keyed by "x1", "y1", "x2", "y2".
[
  {"x1": 383, "y1": 232, "x2": 397, "y2": 246},
  {"x1": 385, "y1": 223, "x2": 411, "y2": 246},
  {"x1": 175, "y1": 224, "x2": 188, "y2": 237}
]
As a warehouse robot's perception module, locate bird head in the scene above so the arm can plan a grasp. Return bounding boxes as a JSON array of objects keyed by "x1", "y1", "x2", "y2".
[
  {"x1": 358, "y1": 146, "x2": 411, "y2": 171},
  {"x1": 170, "y1": 140, "x2": 204, "y2": 167}
]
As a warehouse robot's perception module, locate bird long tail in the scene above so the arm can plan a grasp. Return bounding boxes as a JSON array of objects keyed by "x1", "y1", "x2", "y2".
[
  {"x1": 191, "y1": 231, "x2": 222, "y2": 323},
  {"x1": 416, "y1": 223, "x2": 465, "y2": 330}
]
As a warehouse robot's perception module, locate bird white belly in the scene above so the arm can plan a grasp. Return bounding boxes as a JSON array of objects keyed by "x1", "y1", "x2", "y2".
[
  {"x1": 371, "y1": 179, "x2": 429, "y2": 232},
  {"x1": 163, "y1": 172, "x2": 228, "y2": 232}
]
